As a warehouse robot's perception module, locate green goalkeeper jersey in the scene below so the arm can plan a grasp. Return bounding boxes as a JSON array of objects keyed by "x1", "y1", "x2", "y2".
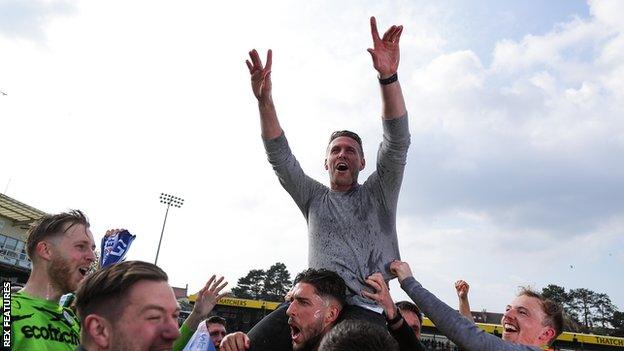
[{"x1": 3, "y1": 291, "x2": 81, "y2": 351}]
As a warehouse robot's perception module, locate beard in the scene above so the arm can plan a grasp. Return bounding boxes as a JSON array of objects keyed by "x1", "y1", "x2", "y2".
[
  {"x1": 293, "y1": 333, "x2": 323, "y2": 351},
  {"x1": 109, "y1": 325, "x2": 138, "y2": 351},
  {"x1": 47, "y1": 255, "x2": 76, "y2": 294},
  {"x1": 293, "y1": 318, "x2": 325, "y2": 351}
]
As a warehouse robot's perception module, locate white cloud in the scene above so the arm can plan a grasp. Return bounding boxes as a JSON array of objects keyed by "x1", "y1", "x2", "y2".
[
  {"x1": 589, "y1": 0, "x2": 624, "y2": 32},
  {"x1": 0, "y1": 0, "x2": 74, "y2": 41},
  {"x1": 491, "y1": 18, "x2": 609, "y2": 75},
  {"x1": 1, "y1": 0, "x2": 622, "y2": 312},
  {"x1": 411, "y1": 50, "x2": 484, "y2": 93}
]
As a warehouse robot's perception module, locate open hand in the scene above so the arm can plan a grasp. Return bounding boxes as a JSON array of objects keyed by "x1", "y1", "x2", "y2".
[
  {"x1": 367, "y1": 16, "x2": 403, "y2": 77},
  {"x1": 246, "y1": 49, "x2": 272, "y2": 101},
  {"x1": 362, "y1": 272, "x2": 397, "y2": 318},
  {"x1": 193, "y1": 275, "x2": 228, "y2": 316}
]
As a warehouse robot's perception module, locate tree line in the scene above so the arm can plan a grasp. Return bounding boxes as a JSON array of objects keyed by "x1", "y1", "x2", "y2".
[
  {"x1": 541, "y1": 284, "x2": 623, "y2": 336},
  {"x1": 231, "y1": 262, "x2": 292, "y2": 302}
]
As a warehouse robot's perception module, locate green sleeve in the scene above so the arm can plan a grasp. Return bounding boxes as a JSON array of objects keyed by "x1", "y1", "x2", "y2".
[{"x1": 173, "y1": 323, "x2": 195, "y2": 351}]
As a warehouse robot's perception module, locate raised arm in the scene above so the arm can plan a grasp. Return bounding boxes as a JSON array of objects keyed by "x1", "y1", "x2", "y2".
[
  {"x1": 173, "y1": 275, "x2": 228, "y2": 351},
  {"x1": 390, "y1": 261, "x2": 538, "y2": 351},
  {"x1": 246, "y1": 49, "x2": 282, "y2": 139},
  {"x1": 455, "y1": 280, "x2": 475, "y2": 322},
  {"x1": 367, "y1": 17, "x2": 407, "y2": 120}
]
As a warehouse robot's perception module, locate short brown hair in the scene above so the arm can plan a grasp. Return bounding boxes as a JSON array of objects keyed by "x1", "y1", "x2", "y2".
[
  {"x1": 328, "y1": 130, "x2": 364, "y2": 157},
  {"x1": 75, "y1": 260, "x2": 168, "y2": 323},
  {"x1": 294, "y1": 268, "x2": 347, "y2": 308},
  {"x1": 207, "y1": 315, "x2": 226, "y2": 326},
  {"x1": 26, "y1": 210, "x2": 90, "y2": 261},
  {"x1": 396, "y1": 300, "x2": 423, "y2": 324},
  {"x1": 518, "y1": 287, "x2": 564, "y2": 344}
]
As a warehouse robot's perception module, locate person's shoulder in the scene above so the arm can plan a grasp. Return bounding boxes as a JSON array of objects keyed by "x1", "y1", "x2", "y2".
[
  {"x1": 11, "y1": 290, "x2": 45, "y2": 305},
  {"x1": 10, "y1": 291, "x2": 34, "y2": 310}
]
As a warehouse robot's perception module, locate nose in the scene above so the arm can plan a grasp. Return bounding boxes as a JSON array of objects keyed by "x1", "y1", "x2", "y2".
[
  {"x1": 163, "y1": 316, "x2": 181, "y2": 340},
  {"x1": 286, "y1": 302, "x2": 295, "y2": 317},
  {"x1": 86, "y1": 248, "x2": 96, "y2": 262},
  {"x1": 502, "y1": 308, "x2": 516, "y2": 322}
]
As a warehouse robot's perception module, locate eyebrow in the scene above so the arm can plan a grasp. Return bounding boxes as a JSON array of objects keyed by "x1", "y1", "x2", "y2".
[
  {"x1": 294, "y1": 296, "x2": 311, "y2": 304},
  {"x1": 140, "y1": 304, "x2": 181, "y2": 314},
  {"x1": 73, "y1": 238, "x2": 96, "y2": 250}
]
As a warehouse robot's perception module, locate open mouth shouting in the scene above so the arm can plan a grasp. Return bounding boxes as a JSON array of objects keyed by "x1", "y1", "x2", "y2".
[
  {"x1": 504, "y1": 323, "x2": 518, "y2": 333},
  {"x1": 289, "y1": 321, "x2": 303, "y2": 344},
  {"x1": 78, "y1": 266, "x2": 89, "y2": 277},
  {"x1": 502, "y1": 319, "x2": 520, "y2": 340},
  {"x1": 335, "y1": 162, "x2": 349, "y2": 172}
]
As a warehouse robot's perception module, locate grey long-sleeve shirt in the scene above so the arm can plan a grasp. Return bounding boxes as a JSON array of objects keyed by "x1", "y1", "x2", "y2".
[
  {"x1": 400, "y1": 277, "x2": 542, "y2": 351},
  {"x1": 263, "y1": 115, "x2": 410, "y2": 309}
]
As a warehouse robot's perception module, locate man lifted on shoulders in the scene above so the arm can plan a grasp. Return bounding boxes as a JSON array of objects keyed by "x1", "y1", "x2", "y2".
[{"x1": 245, "y1": 16, "x2": 410, "y2": 350}]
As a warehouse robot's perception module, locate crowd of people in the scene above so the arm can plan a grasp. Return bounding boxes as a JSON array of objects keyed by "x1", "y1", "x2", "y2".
[{"x1": 4, "y1": 15, "x2": 565, "y2": 351}]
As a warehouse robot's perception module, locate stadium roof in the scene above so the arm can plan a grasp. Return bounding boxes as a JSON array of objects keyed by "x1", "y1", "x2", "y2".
[{"x1": 0, "y1": 193, "x2": 47, "y2": 226}]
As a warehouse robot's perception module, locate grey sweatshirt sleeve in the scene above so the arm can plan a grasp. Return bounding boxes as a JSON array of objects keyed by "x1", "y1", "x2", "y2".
[
  {"x1": 366, "y1": 114, "x2": 411, "y2": 211},
  {"x1": 263, "y1": 132, "x2": 325, "y2": 216},
  {"x1": 400, "y1": 277, "x2": 541, "y2": 351}
]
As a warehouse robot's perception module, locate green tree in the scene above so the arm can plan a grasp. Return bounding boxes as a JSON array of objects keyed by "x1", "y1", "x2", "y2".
[
  {"x1": 542, "y1": 284, "x2": 579, "y2": 331},
  {"x1": 542, "y1": 284, "x2": 571, "y2": 310},
  {"x1": 542, "y1": 284, "x2": 622, "y2": 334},
  {"x1": 569, "y1": 288, "x2": 597, "y2": 330},
  {"x1": 232, "y1": 269, "x2": 266, "y2": 299},
  {"x1": 593, "y1": 293, "x2": 617, "y2": 330},
  {"x1": 232, "y1": 263, "x2": 292, "y2": 302},
  {"x1": 177, "y1": 298, "x2": 192, "y2": 312},
  {"x1": 611, "y1": 311, "x2": 624, "y2": 337},
  {"x1": 262, "y1": 262, "x2": 292, "y2": 302}
]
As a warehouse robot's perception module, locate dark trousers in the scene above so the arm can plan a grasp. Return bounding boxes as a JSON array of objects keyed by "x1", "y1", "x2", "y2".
[{"x1": 247, "y1": 303, "x2": 385, "y2": 351}]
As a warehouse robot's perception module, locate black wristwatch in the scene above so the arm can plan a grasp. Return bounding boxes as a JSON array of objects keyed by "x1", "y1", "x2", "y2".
[
  {"x1": 384, "y1": 308, "x2": 403, "y2": 325},
  {"x1": 379, "y1": 72, "x2": 398, "y2": 85}
]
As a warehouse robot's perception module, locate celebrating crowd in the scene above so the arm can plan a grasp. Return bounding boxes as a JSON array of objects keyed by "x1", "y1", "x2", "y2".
[{"x1": 4, "y1": 15, "x2": 564, "y2": 351}]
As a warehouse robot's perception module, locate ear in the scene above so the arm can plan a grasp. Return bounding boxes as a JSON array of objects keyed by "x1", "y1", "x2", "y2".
[
  {"x1": 324, "y1": 158, "x2": 329, "y2": 170},
  {"x1": 324, "y1": 303, "x2": 341, "y2": 326},
  {"x1": 359, "y1": 158, "x2": 366, "y2": 171},
  {"x1": 84, "y1": 314, "x2": 112, "y2": 348},
  {"x1": 539, "y1": 326, "x2": 556, "y2": 344},
  {"x1": 35, "y1": 241, "x2": 54, "y2": 261}
]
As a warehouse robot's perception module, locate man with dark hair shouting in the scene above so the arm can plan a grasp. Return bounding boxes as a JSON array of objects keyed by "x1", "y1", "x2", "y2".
[
  {"x1": 245, "y1": 16, "x2": 410, "y2": 350},
  {"x1": 221, "y1": 269, "x2": 346, "y2": 351}
]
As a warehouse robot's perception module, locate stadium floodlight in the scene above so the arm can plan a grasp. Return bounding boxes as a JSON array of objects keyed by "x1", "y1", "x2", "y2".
[{"x1": 155, "y1": 193, "x2": 185, "y2": 265}]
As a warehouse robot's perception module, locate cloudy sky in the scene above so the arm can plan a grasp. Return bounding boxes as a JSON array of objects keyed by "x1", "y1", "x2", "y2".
[{"x1": 1, "y1": 0, "x2": 622, "y2": 314}]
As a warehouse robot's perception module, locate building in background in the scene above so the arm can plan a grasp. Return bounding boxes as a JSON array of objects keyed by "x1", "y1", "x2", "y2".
[{"x1": 0, "y1": 193, "x2": 46, "y2": 284}]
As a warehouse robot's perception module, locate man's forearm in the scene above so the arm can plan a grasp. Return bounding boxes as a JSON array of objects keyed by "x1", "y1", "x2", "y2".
[
  {"x1": 258, "y1": 97, "x2": 282, "y2": 139},
  {"x1": 459, "y1": 297, "x2": 474, "y2": 321},
  {"x1": 380, "y1": 80, "x2": 407, "y2": 120},
  {"x1": 182, "y1": 311, "x2": 204, "y2": 331}
]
